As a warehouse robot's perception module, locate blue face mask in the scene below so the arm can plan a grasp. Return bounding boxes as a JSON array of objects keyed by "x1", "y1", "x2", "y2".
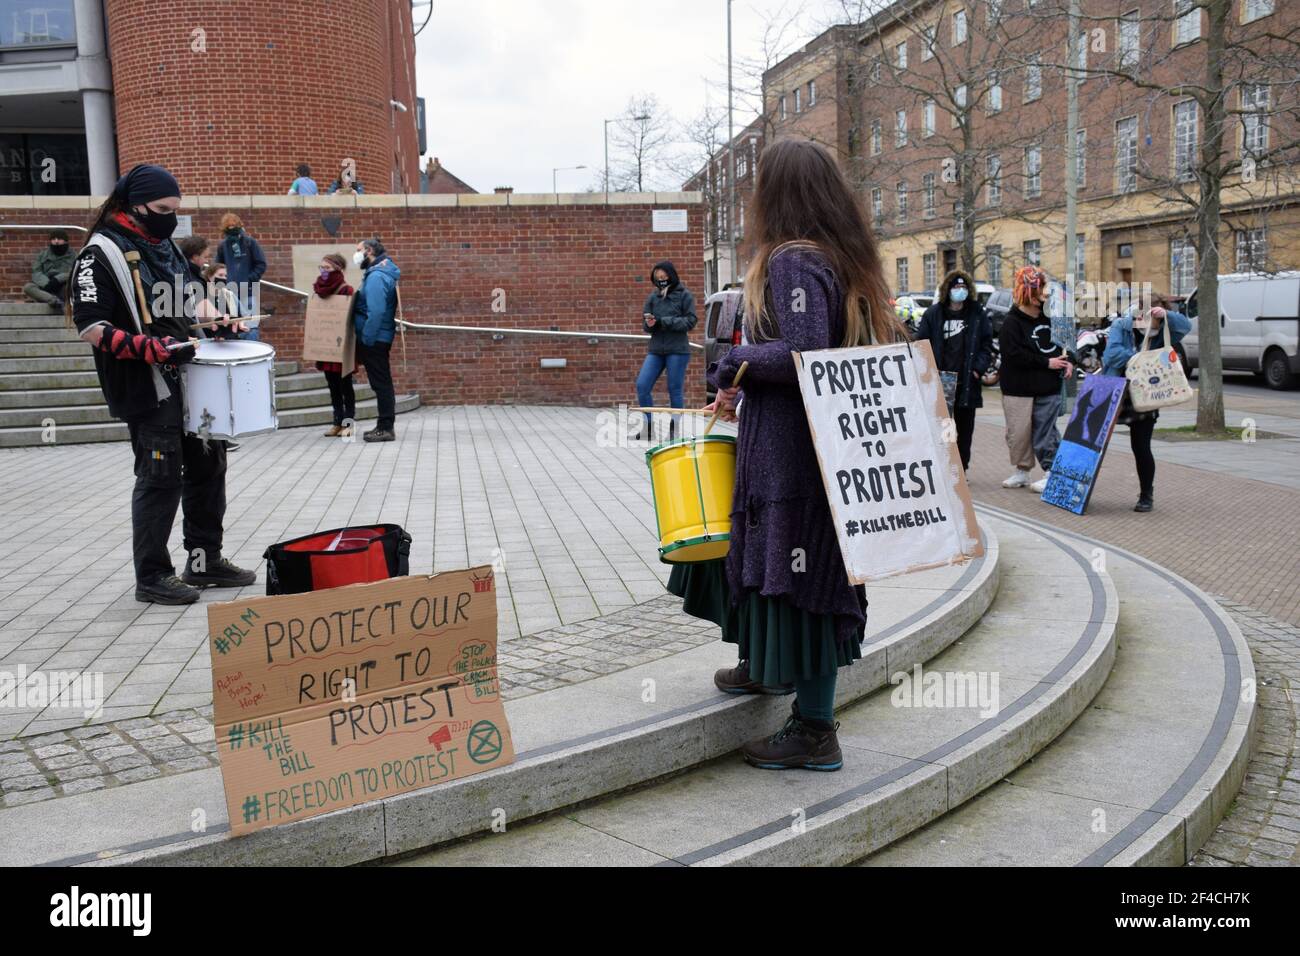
[{"x1": 950, "y1": 288, "x2": 969, "y2": 303}]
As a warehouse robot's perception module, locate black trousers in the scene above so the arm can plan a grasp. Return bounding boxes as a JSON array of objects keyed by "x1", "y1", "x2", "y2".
[
  {"x1": 356, "y1": 340, "x2": 395, "y2": 430},
  {"x1": 323, "y1": 369, "x2": 356, "y2": 426},
  {"x1": 953, "y1": 406, "x2": 977, "y2": 470},
  {"x1": 1128, "y1": 415, "x2": 1157, "y2": 496},
  {"x1": 127, "y1": 383, "x2": 228, "y2": 584}
]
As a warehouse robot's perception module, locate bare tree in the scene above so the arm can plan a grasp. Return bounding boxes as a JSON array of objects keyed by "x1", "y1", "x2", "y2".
[{"x1": 605, "y1": 95, "x2": 679, "y2": 192}]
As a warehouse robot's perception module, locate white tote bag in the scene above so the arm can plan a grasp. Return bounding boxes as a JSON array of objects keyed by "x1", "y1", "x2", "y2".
[{"x1": 1125, "y1": 323, "x2": 1193, "y2": 412}]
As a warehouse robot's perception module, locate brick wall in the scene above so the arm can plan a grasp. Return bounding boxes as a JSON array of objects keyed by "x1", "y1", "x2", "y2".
[
  {"x1": 105, "y1": 0, "x2": 419, "y2": 194},
  {"x1": 0, "y1": 193, "x2": 708, "y2": 408}
]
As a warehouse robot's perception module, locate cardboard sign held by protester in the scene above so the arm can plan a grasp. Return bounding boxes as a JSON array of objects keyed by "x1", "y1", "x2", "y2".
[
  {"x1": 302, "y1": 293, "x2": 355, "y2": 368},
  {"x1": 207, "y1": 566, "x2": 512, "y2": 836},
  {"x1": 794, "y1": 340, "x2": 982, "y2": 582},
  {"x1": 1041, "y1": 373, "x2": 1128, "y2": 515}
]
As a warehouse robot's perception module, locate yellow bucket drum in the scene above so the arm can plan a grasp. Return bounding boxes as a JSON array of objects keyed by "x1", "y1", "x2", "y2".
[{"x1": 646, "y1": 435, "x2": 737, "y2": 563}]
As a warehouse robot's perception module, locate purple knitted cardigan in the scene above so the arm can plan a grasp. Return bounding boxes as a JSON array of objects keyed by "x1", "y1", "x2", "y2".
[{"x1": 709, "y1": 245, "x2": 867, "y2": 644}]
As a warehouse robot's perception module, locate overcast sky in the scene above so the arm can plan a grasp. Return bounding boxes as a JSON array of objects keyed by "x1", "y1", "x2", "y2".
[{"x1": 414, "y1": 0, "x2": 843, "y2": 194}]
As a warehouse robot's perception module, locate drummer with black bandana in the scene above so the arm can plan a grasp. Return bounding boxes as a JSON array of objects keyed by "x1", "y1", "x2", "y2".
[{"x1": 72, "y1": 163, "x2": 256, "y2": 605}]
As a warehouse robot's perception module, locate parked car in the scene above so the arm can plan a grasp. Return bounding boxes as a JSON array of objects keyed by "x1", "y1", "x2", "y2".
[
  {"x1": 1182, "y1": 271, "x2": 1300, "y2": 389},
  {"x1": 984, "y1": 287, "x2": 1013, "y2": 337},
  {"x1": 702, "y1": 286, "x2": 743, "y2": 402}
]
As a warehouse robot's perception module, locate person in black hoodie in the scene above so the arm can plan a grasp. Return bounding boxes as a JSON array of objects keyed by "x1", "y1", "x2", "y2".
[
  {"x1": 70, "y1": 164, "x2": 256, "y2": 605},
  {"x1": 914, "y1": 270, "x2": 993, "y2": 471},
  {"x1": 997, "y1": 265, "x2": 1073, "y2": 493},
  {"x1": 636, "y1": 260, "x2": 697, "y2": 439}
]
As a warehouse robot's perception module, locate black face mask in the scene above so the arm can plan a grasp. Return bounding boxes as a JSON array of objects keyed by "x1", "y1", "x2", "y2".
[
  {"x1": 655, "y1": 279, "x2": 670, "y2": 290},
  {"x1": 224, "y1": 227, "x2": 240, "y2": 237},
  {"x1": 50, "y1": 243, "x2": 68, "y2": 254},
  {"x1": 136, "y1": 207, "x2": 178, "y2": 240}
]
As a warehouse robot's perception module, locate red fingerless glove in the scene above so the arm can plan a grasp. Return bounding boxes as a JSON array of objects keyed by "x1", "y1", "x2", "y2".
[{"x1": 96, "y1": 328, "x2": 186, "y2": 365}]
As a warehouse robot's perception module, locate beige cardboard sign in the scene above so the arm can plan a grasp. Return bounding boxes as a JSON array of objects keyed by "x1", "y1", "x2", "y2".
[
  {"x1": 302, "y1": 293, "x2": 355, "y2": 368},
  {"x1": 207, "y1": 566, "x2": 512, "y2": 836},
  {"x1": 793, "y1": 339, "x2": 982, "y2": 582}
]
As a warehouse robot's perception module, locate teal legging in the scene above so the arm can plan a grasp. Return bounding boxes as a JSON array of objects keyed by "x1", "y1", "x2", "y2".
[{"x1": 795, "y1": 672, "x2": 838, "y2": 722}]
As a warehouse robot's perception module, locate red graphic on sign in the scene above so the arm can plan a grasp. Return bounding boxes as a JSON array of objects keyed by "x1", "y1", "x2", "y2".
[
  {"x1": 471, "y1": 570, "x2": 494, "y2": 593},
  {"x1": 427, "y1": 724, "x2": 453, "y2": 750}
]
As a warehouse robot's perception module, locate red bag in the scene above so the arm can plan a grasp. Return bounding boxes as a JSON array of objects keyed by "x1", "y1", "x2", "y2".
[{"x1": 263, "y1": 524, "x2": 411, "y2": 595}]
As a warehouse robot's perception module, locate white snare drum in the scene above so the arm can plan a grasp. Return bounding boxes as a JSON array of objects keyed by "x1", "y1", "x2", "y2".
[{"x1": 181, "y1": 339, "x2": 278, "y2": 439}]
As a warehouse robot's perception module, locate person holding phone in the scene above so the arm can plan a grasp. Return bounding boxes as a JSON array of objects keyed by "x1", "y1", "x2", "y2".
[{"x1": 636, "y1": 260, "x2": 696, "y2": 440}]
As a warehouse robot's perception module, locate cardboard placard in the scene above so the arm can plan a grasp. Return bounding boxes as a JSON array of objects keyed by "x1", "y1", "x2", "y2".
[
  {"x1": 1041, "y1": 373, "x2": 1128, "y2": 515},
  {"x1": 794, "y1": 340, "x2": 982, "y2": 582},
  {"x1": 302, "y1": 293, "x2": 355, "y2": 367},
  {"x1": 207, "y1": 566, "x2": 513, "y2": 836}
]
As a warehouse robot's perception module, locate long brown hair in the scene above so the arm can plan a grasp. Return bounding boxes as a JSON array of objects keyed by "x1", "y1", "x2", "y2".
[{"x1": 741, "y1": 139, "x2": 903, "y2": 346}]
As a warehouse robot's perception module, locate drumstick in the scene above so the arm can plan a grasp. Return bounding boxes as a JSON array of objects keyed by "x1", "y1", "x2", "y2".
[
  {"x1": 123, "y1": 251, "x2": 152, "y2": 326},
  {"x1": 704, "y1": 361, "x2": 748, "y2": 435},
  {"x1": 166, "y1": 338, "x2": 199, "y2": 351},
  {"x1": 190, "y1": 314, "x2": 269, "y2": 330}
]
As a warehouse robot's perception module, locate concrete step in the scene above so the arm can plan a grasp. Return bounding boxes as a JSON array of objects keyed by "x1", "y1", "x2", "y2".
[
  {"x1": 381, "y1": 512, "x2": 1117, "y2": 867},
  {"x1": 0, "y1": 394, "x2": 420, "y2": 447},
  {"x1": 0, "y1": 302, "x2": 62, "y2": 318},
  {"x1": 0, "y1": 386, "x2": 104, "y2": 408},
  {"x1": 856, "y1": 504, "x2": 1256, "y2": 868},
  {"x1": 0, "y1": 341, "x2": 87, "y2": 358},
  {"x1": 0, "y1": 355, "x2": 95, "y2": 373},
  {"x1": 0, "y1": 360, "x2": 299, "y2": 392},
  {"x1": 0, "y1": 328, "x2": 82, "y2": 344},
  {"x1": 19, "y1": 523, "x2": 1001, "y2": 866}
]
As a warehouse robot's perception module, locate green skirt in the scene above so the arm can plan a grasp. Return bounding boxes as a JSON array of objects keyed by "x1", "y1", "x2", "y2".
[{"x1": 667, "y1": 559, "x2": 862, "y2": 686}]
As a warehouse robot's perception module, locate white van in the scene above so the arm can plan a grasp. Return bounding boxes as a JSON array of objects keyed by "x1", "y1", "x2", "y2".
[{"x1": 1183, "y1": 272, "x2": 1300, "y2": 389}]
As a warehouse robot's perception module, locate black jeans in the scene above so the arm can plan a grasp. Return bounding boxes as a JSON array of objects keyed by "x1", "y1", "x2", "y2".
[
  {"x1": 953, "y1": 406, "x2": 977, "y2": 470},
  {"x1": 356, "y1": 340, "x2": 395, "y2": 430},
  {"x1": 323, "y1": 369, "x2": 356, "y2": 426},
  {"x1": 1128, "y1": 415, "x2": 1157, "y2": 496},
  {"x1": 126, "y1": 382, "x2": 227, "y2": 584}
]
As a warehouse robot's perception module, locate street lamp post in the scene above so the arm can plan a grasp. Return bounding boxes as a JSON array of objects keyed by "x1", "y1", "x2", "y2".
[
  {"x1": 553, "y1": 165, "x2": 587, "y2": 195},
  {"x1": 727, "y1": 0, "x2": 736, "y2": 285}
]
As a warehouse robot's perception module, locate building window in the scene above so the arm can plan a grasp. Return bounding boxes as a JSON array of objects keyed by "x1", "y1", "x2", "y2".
[
  {"x1": 1173, "y1": 100, "x2": 1198, "y2": 182},
  {"x1": 923, "y1": 253, "x2": 937, "y2": 290},
  {"x1": 897, "y1": 40, "x2": 908, "y2": 69},
  {"x1": 871, "y1": 119, "x2": 882, "y2": 155},
  {"x1": 794, "y1": 88, "x2": 802, "y2": 113},
  {"x1": 871, "y1": 187, "x2": 884, "y2": 226},
  {"x1": 922, "y1": 25, "x2": 936, "y2": 61},
  {"x1": 923, "y1": 100, "x2": 936, "y2": 137},
  {"x1": 0, "y1": 1, "x2": 76, "y2": 48},
  {"x1": 1116, "y1": 116, "x2": 1138, "y2": 192},
  {"x1": 1170, "y1": 237, "x2": 1197, "y2": 294},
  {"x1": 1025, "y1": 57, "x2": 1042, "y2": 102},
  {"x1": 1243, "y1": 0, "x2": 1274, "y2": 23},
  {"x1": 954, "y1": 84, "x2": 968, "y2": 118},
  {"x1": 1024, "y1": 146, "x2": 1042, "y2": 199},
  {"x1": 923, "y1": 173, "x2": 937, "y2": 218},
  {"x1": 987, "y1": 245, "x2": 1003, "y2": 286},
  {"x1": 1242, "y1": 83, "x2": 1269, "y2": 158},
  {"x1": 896, "y1": 182, "x2": 909, "y2": 224},
  {"x1": 987, "y1": 154, "x2": 1002, "y2": 205},
  {"x1": 1174, "y1": 0, "x2": 1201, "y2": 45},
  {"x1": 808, "y1": 80, "x2": 817, "y2": 107},
  {"x1": 1024, "y1": 239, "x2": 1041, "y2": 266},
  {"x1": 871, "y1": 58, "x2": 882, "y2": 82},
  {"x1": 988, "y1": 72, "x2": 1003, "y2": 113},
  {"x1": 1235, "y1": 227, "x2": 1267, "y2": 272},
  {"x1": 988, "y1": 0, "x2": 1004, "y2": 24},
  {"x1": 897, "y1": 257, "x2": 910, "y2": 292},
  {"x1": 1075, "y1": 128, "x2": 1087, "y2": 187},
  {"x1": 954, "y1": 201, "x2": 965, "y2": 239},
  {"x1": 780, "y1": 96, "x2": 787, "y2": 119},
  {"x1": 736, "y1": 150, "x2": 748, "y2": 178},
  {"x1": 953, "y1": 10, "x2": 968, "y2": 45},
  {"x1": 1118, "y1": 11, "x2": 1140, "y2": 70},
  {"x1": 1074, "y1": 233, "x2": 1086, "y2": 282},
  {"x1": 896, "y1": 109, "x2": 908, "y2": 147}
]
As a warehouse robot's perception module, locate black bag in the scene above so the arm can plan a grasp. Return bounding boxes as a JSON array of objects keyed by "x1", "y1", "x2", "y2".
[{"x1": 263, "y1": 524, "x2": 412, "y2": 595}]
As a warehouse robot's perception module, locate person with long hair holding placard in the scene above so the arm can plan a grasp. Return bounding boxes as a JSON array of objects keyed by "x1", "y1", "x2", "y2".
[{"x1": 668, "y1": 139, "x2": 908, "y2": 771}]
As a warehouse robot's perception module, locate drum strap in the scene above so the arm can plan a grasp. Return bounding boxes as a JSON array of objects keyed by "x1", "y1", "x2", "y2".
[{"x1": 84, "y1": 235, "x2": 170, "y2": 403}]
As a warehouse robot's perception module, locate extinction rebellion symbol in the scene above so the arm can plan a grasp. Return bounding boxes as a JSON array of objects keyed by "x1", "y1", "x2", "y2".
[{"x1": 466, "y1": 720, "x2": 504, "y2": 764}]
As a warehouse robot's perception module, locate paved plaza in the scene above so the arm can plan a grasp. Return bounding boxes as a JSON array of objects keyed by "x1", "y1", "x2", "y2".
[{"x1": 0, "y1": 387, "x2": 1298, "y2": 865}]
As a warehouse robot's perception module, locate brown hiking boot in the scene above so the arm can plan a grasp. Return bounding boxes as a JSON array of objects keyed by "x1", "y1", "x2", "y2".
[
  {"x1": 742, "y1": 704, "x2": 843, "y2": 771},
  {"x1": 714, "y1": 660, "x2": 794, "y2": 696},
  {"x1": 324, "y1": 425, "x2": 344, "y2": 437}
]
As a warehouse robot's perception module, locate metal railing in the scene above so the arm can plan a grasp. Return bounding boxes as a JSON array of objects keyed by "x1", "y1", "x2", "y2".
[{"x1": 0, "y1": 223, "x2": 88, "y2": 234}]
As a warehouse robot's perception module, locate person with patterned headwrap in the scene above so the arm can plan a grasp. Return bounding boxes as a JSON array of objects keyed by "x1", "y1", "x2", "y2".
[
  {"x1": 998, "y1": 265, "x2": 1073, "y2": 493},
  {"x1": 71, "y1": 164, "x2": 256, "y2": 605}
]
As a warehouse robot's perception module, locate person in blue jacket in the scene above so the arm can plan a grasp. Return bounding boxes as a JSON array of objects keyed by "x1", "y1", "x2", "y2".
[
  {"x1": 352, "y1": 237, "x2": 400, "y2": 443},
  {"x1": 1102, "y1": 297, "x2": 1191, "y2": 512},
  {"x1": 214, "y1": 212, "x2": 267, "y2": 341}
]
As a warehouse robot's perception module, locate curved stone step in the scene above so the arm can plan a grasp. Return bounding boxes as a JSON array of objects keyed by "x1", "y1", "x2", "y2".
[
  {"x1": 0, "y1": 341, "x2": 85, "y2": 357},
  {"x1": 0, "y1": 394, "x2": 421, "y2": 447},
  {"x1": 856, "y1": 504, "x2": 1256, "y2": 868},
  {"x1": 0, "y1": 386, "x2": 105, "y2": 408},
  {"x1": 0, "y1": 370, "x2": 100, "y2": 391},
  {"x1": 383, "y1": 511, "x2": 1118, "y2": 868},
  {"x1": 0, "y1": 302, "x2": 63, "y2": 319},
  {"x1": 67, "y1": 525, "x2": 1000, "y2": 866},
  {"x1": 0, "y1": 356, "x2": 300, "y2": 376},
  {"x1": 0, "y1": 328, "x2": 82, "y2": 344}
]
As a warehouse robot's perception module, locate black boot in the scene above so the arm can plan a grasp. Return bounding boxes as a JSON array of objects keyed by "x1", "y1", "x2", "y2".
[
  {"x1": 364, "y1": 427, "x2": 396, "y2": 443},
  {"x1": 714, "y1": 660, "x2": 795, "y2": 696},
  {"x1": 136, "y1": 574, "x2": 201, "y2": 605},
  {"x1": 741, "y1": 703, "x2": 843, "y2": 771},
  {"x1": 182, "y1": 555, "x2": 256, "y2": 589},
  {"x1": 1134, "y1": 490, "x2": 1154, "y2": 513}
]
